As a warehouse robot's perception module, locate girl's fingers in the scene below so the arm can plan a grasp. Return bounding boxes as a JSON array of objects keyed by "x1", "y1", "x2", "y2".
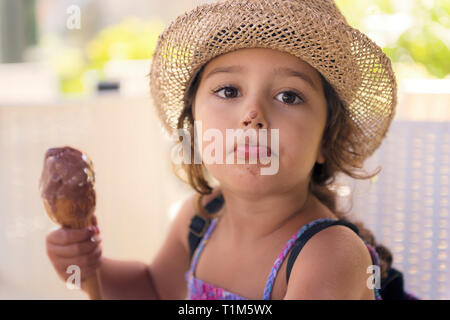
[
  {"x1": 47, "y1": 237, "x2": 101, "y2": 258},
  {"x1": 47, "y1": 227, "x2": 95, "y2": 246},
  {"x1": 53, "y1": 246, "x2": 103, "y2": 277},
  {"x1": 90, "y1": 216, "x2": 101, "y2": 234}
]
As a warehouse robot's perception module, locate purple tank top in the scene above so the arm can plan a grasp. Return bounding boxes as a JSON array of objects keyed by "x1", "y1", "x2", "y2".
[{"x1": 185, "y1": 216, "x2": 383, "y2": 300}]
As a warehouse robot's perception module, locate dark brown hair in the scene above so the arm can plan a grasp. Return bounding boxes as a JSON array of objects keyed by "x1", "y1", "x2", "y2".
[{"x1": 172, "y1": 63, "x2": 393, "y2": 281}]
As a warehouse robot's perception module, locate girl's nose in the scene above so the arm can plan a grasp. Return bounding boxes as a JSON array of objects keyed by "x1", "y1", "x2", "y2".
[{"x1": 241, "y1": 110, "x2": 268, "y2": 129}]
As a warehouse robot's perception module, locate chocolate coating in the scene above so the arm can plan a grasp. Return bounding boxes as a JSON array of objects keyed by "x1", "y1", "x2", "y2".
[{"x1": 39, "y1": 146, "x2": 96, "y2": 220}]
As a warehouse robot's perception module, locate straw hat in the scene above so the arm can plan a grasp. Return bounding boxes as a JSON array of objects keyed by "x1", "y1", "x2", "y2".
[{"x1": 149, "y1": 0, "x2": 397, "y2": 159}]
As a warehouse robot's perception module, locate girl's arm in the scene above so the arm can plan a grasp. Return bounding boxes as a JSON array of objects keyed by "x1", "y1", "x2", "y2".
[
  {"x1": 85, "y1": 196, "x2": 194, "y2": 300},
  {"x1": 87, "y1": 258, "x2": 160, "y2": 300},
  {"x1": 82, "y1": 195, "x2": 192, "y2": 300},
  {"x1": 87, "y1": 189, "x2": 219, "y2": 300}
]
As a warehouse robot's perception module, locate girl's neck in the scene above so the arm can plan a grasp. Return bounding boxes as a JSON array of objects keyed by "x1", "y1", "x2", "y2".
[{"x1": 218, "y1": 184, "x2": 322, "y2": 245}]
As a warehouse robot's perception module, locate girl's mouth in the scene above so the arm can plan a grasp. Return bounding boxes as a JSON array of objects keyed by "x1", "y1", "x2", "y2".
[{"x1": 234, "y1": 144, "x2": 272, "y2": 159}]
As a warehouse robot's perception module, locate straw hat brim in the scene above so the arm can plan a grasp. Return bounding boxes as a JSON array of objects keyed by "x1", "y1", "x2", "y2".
[{"x1": 149, "y1": 0, "x2": 397, "y2": 159}]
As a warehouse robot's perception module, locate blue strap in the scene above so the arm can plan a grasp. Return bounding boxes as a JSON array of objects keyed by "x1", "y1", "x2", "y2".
[{"x1": 188, "y1": 194, "x2": 224, "y2": 260}]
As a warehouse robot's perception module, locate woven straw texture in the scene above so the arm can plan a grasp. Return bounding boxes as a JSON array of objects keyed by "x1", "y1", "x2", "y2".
[{"x1": 149, "y1": 0, "x2": 397, "y2": 159}]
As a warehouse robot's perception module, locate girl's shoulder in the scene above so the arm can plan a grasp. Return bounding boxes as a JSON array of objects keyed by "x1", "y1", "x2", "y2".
[{"x1": 284, "y1": 217, "x2": 375, "y2": 299}]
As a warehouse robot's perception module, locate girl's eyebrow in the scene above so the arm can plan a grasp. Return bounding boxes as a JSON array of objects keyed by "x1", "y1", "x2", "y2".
[
  {"x1": 204, "y1": 65, "x2": 319, "y2": 92},
  {"x1": 204, "y1": 65, "x2": 245, "y2": 80},
  {"x1": 273, "y1": 66, "x2": 319, "y2": 92}
]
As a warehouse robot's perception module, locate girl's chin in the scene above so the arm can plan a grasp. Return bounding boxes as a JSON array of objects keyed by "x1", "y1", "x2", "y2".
[
  {"x1": 208, "y1": 163, "x2": 278, "y2": 176},
  {"x1": 206, "y1": 164, "x2": 282, "y2": 191}
]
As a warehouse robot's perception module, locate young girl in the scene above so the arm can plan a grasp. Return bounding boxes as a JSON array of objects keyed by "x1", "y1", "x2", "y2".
[{"x1": 46, "y1": 0, "x2": 418, "y2": 300}]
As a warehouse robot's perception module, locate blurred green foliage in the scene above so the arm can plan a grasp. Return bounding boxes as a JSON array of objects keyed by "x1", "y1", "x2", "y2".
[
  {"x1": 336, "y1": 0, "x2": 450, "y2": 79},
  {"x1": 54, "y1": 17, "x2": 164, "y2": 95},
  {"x1": 85, "y1": 17, "x2": 163, "y2": 72}
]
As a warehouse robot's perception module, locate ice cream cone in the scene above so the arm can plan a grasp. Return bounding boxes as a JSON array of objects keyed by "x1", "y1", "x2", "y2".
[{"x1": 40, "y1": 146, "x2": 102, "y2": 300}]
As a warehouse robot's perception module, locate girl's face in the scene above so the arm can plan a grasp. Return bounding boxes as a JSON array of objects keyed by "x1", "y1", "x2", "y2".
[{"x1": 193, "y1": 48, "x2": 327, "y2": 195}]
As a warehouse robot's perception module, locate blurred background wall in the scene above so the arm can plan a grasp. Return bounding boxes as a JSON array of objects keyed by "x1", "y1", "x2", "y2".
[{"x1": 0, "y1": 0, "x2": 449, "y2": 299}]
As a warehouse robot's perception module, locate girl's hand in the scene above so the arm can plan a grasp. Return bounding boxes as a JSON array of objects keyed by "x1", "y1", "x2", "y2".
[{"x1": 45, "y1": 224, "x2": 102, "y2": 283}]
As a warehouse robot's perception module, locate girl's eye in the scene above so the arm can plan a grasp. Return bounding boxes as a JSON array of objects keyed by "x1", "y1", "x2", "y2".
[
  {"x1": 213, "y1": 86, "x2": 239, "y2": 99},
  {"x1": 212, "y1": 86, "x2": 305, "y2": 105},
  {"x1": 275, "y1": 91, "x2": 304, "y2": 105}
]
